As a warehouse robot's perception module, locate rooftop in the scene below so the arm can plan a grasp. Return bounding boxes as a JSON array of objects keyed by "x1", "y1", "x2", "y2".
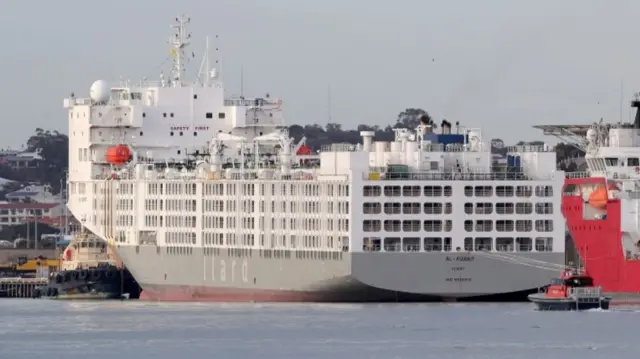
[{"x1": 0, "y1": 203, "x2": 59, "y2": 210}]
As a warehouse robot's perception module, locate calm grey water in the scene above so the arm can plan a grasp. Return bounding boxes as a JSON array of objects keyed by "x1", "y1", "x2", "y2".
[{"x1": 0, "y1": 300, "x2": 637, "y2": 359}]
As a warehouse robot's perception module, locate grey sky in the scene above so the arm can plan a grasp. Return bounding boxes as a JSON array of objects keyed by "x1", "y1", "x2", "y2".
[{"x1": 2, "y1": 0, "x2": 640, "y2": 149}]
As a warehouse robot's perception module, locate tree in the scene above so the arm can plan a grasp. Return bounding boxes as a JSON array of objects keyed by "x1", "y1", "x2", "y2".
[
  {"x1": 396, "y1": 108, "x2": 435, "y2": 129},
  {"x1": 0, "y1": 129, "x2": 68, "y2": 194}
]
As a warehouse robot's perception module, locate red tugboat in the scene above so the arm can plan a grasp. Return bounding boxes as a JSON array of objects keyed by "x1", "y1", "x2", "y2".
[{"x1": 528, "y1": 269, "x2": 611, "y2": 310}]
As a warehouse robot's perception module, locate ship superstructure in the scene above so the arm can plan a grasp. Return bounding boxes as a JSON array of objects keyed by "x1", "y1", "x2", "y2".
[
  {"x1": 538, "y1": 94, "x2": 640, "y2": 295},
  {"x1": 65, "y1": 16, "x2": 567, "y2": 302}
]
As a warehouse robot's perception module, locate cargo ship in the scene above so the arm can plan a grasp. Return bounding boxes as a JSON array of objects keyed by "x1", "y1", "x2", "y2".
[
  {"x1": 62, "y1": 15, "x2": 568, "y2": 302},
  {"x1": 537, "y1": 94, "x2": 640, "y2": 300}
]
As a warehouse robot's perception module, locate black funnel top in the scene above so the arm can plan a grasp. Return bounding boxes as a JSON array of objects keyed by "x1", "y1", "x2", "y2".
[{"x1": 633, "y1": 98, "x2": 640, "y2": 128}]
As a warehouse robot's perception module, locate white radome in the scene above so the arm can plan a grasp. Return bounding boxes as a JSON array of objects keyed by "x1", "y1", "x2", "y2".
[{"x1": 89, "y1": 80, "x2": 110, "y2": 103}]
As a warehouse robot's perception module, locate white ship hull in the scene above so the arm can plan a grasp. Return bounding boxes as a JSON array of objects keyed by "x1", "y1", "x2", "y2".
[{"x1": 109, "y1": 244, "x2": 563, "y2": 302}]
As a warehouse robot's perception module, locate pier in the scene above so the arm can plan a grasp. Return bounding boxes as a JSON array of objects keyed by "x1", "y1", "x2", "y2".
[{"x1": 0, "y1": 278, "x2": 47, "y2": 298}]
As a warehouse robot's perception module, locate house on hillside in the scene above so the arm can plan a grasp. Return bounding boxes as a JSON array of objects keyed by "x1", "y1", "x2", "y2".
[
  {"x1": 5, "y1": 185, "x2": 61, "y2": 204},
  {"x1": 0, "y1": 148, "x2": 43, "y2": 170}
]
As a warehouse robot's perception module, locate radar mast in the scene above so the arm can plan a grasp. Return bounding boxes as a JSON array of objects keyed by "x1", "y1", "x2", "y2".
[{"x1": 169, "y1": 15, "x2": 191, "y2": 87}]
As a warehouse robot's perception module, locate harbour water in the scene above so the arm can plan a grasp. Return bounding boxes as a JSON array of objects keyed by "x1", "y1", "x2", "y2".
[{"x1": 0, "y1": 300, "x2": 638, "y2": 359}]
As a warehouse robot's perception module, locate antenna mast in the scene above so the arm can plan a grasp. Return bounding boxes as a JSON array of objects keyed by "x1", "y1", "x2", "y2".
[
  {"x1": 240, "y1": 65, "x2": 244, "y2": 97},
  {"x1": 169, "y1": 15, "x2": 191, "y2": 87},
  {"x1": 327, "y1": 85, "x2": 332, "y2": 125}
]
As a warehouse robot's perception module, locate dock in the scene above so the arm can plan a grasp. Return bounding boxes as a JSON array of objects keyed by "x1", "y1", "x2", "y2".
[{"x1": 0, "y1": 277, "x2": 47, "y2": 298}]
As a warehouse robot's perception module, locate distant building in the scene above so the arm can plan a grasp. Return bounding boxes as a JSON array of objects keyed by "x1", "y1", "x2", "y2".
[
  {"x1": 0, "y1": 201, "x2": 78, "y2": 232},
  {"x1": 0, "y1": 149, "x2": 43, "y2": 170},
  {"x1": 5, "y1": 185, "x2": 61, "y2": 204},
  {"x1": 0, "y1": 202, "x2": 59, "y2": 227}
]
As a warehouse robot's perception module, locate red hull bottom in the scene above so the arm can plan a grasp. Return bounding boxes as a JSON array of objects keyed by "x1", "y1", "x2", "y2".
[{"x1": 137, "y1": 284, "x2": 540, "y2": 303}]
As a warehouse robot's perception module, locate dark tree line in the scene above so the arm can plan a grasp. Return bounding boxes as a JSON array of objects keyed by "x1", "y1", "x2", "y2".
[{"x1": 0, "y1": 109, "x2": 584, "y2": 196}]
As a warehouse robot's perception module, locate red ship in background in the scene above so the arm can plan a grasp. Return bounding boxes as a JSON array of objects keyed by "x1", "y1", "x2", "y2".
[{"x1": 537, "y1": 94, "x2": 640, "y2": 297}]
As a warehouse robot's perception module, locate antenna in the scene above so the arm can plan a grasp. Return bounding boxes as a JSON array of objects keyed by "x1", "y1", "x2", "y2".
[
  {"x1": 169, "y1": 15, "x2": 192, "y2": 87},
  {"x1": 240, "y1": 65, "x2": 244, "y2": 97},
  {"x1": 196, "y1": 36, "x2": 210, "y2": 87},
  {"x1": 327, "y1": 85, "x2": 332, "y2": 124},
  {"x1": 620, "y1": 79, "x2": 624, "y2": 123}
]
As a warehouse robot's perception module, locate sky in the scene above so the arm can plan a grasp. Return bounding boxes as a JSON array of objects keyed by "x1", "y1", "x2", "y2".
[{"x1": 2, "y1": 0, "x2": 640, "y2": 149}]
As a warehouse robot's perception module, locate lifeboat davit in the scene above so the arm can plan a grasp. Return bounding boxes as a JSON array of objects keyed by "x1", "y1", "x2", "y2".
[
  {"x1": 105, "y1": 144, "x2": 132, "y2": 165},
  {"x1": 588, "y1": 185, "x2": 608, "y2": 209}
]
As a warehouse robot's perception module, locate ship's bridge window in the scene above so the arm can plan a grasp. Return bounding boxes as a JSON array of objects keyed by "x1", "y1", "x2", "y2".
[
  {"x1": 628, "y1": 157, "x2": 640, "y2": 166},
  {"x1": 565, "y1": 276, "x2": 593, "y2": 287},
  {"x1": 131, "y1": 92, "x2": 142, "y2": 100},
  {"x1": 605, "y1": 157, "x2": 618, "y2": 166}
]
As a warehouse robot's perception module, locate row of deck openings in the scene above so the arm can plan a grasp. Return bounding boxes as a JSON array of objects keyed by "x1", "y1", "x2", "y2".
[
  {"x1": 362, "y1": 219, "x2": 554, "y2": 232},
  {"x1": 363, "y1": 185, "x2": 554, "y2": 198},
  {"x1": 363, "y1": 202, "x2": 554, "y2": 215},
  {"x1": 363, "y1": 237, "x2": 554, "y2": 252}
]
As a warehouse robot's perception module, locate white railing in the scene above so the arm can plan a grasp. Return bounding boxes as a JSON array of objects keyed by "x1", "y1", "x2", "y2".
[
  {"x1": 506, "y1": 145, "x2": 554, "y2": 153},
  {"x1": 568, "y1": 286, "x2": 603, "y2": 299},
  {"x1": 362, "y1": 170, "x2": 556, "y2": 181},
  {"x1": 565, "y1": 172, "x2": 590, "y2": 179}
]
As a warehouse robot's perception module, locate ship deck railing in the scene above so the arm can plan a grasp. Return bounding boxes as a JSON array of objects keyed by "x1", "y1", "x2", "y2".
[
  {"x1": 362, "y1": 170, "x2": 556, "y2": 181},
  {"x1": 568, "y1": 287, "x2": 604, "y2": 302}
]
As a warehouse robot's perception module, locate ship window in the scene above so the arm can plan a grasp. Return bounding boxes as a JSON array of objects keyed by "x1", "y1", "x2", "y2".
[
  {"x1": 194, "y1": 132, "x2": 197, "y2": 136},
  {"x1": 566, "y1": 277, "x2": 593, "y2": 287},
  {"x1": 163, "y1": 112, "x2": 167, "y2": 118},
  {"x1": 193, "y1": 94, "x2": 198, "y2": 99},
  {"x1": 139, "y1": 131, "x2": 143, "y2": 136},
  {"x1": 170, "y1": 113, "x2": 174, "y2": 118},
  {"x1": 142, "y1": 112, "x2": 146, "y2": 118},
  {"x1": 218, "y1": 112, "x2": 225, "y2": 119},
  {"x1": 206, "y1": 112, "x2": 213, "y2": 119},
  {"x1": 179, "y1": 132, "x2": 183, "y2": 136},
  {"x1": 170, "y1": 132, "x2": 174, "y2": 136},
  {"x1": 629, "y1": 158, "x2": 640, "y2": 166},
  {"x1": 605, "y1": 157, "x2": 618, "y2": 166}
]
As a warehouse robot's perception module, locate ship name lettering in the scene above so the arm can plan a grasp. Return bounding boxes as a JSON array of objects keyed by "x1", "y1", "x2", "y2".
[
  {"x1": 210, "y1": 258, "x2": 249, "y2": 283},
  {"x1": 241, "y1": 259, "x2": 249, "y2": 283},
  {"x1": 445, "y1": 256, "x2": 474, "y2": 262},
  {"x1": 170, "y1": 126, "x2": 190, "y2": 131},
  {"x1": 445, "y1": 278, "x2": 472, "y2": 282}
]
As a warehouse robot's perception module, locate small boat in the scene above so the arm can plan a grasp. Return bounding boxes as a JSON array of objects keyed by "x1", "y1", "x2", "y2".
[
  {"x1": 528, "y1": 269, "x2": 611, "y2": 311},
  {"x1": 33, "y1": 232, "x2": 140, "y2": 300}
]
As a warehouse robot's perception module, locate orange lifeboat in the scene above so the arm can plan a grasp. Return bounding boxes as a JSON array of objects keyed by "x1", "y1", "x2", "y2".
[
  {"x1": 588, "y1": 185, "x2": 608, "y2": 209},
  {"x1": 105, "y1": 144, "x2": 131, "y2": 165}
]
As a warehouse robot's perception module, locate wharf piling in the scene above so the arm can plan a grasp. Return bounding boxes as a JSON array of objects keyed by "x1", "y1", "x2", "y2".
[{"x1": 0, "y1": 278, "x2": 47, "y2": 298}]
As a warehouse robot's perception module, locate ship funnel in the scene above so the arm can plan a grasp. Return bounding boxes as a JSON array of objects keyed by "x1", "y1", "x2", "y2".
[
  {"x1": 632, "y1": 93, "x2": 640, "y2": 128},
  {"x1": 360, "y1": 131, "x2": 374, "y2": 152},
  {"x1": 441, "y1": 119, "x2": 451, "y2": 134}
]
